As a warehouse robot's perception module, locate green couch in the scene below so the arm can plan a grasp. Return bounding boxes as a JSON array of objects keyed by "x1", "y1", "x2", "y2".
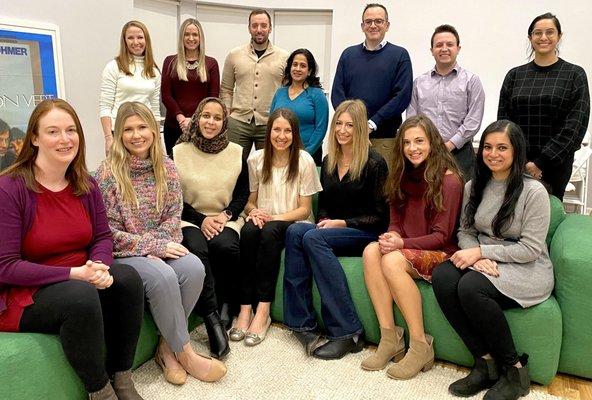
[
  {"x1": 271, "y1": 196, "x2": 592, "y2": 385},
  {"x1": 1, "y1": 196, "x2": 590, "y2": 399}
]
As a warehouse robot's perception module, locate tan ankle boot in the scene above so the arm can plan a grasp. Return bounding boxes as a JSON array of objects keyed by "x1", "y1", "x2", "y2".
[
  {"x1": 386, "y1": 334, "x2": 434, "y2": 380},
  {"x1": 361, "y1": 326, "x2": 405, "y2": 371},
  {"x1": 88, "y1": 381, "x2": 117, "y2": 400},
  {"x1": 111, "y1": 370, "x2": 144, "y2": 400}
]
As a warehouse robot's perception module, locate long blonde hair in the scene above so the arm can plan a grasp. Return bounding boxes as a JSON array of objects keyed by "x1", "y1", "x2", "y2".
[
  {"x1": 326, "y1": 100, "x2": 370, "y2": 181},
  {"x1": 116, "y1": 20, "x2": 158, "y2": 78},
  {"x1": 170, "y1": 19, "x2": 207, "y2": 82},
  {"x1": 109, "y1": 102, "x2": 168, "y2": 211}
]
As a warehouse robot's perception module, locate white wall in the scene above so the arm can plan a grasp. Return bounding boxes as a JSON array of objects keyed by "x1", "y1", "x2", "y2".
[
  {"x1": 2, "y1": 0, "x2": 591, "y2": 204},
  {"x1": 2, "y1": 0, "x2": 134, "y2": 170}
]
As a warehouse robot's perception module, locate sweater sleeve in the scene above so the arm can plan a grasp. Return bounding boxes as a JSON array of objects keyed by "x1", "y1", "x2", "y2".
[
  {"x1": 182, "y1": 202, "x2": 206, "y2": 227},
  {"x1": 207, "y1": 57, "x2": 221, "y2": 98},
  {"x1": 330, "y1": 51, "x2": 347, "y2": 109},
  {"x1": 150, "y1": 69, "x2": 162, "y2": 121},
  {"x1": 307, "y1": 88, "x2": 329, "y2": 154},
  {"x1": 225, "y1": 157, "x2": 249, "y2": 219},
  {"x1": 152, "y1": 160, "x2": 183, "y2": 244},
  {"x1": 535, "y1": 68, "x2": 591, "y2": 169},
  {"x1": 161, "y1": 56, "x2": 183, "y2": 118},
  {"x1": 99, "y1": 60, "x2": 118, "y2": 118},
  {"x1": 369, "y1": 50, "x2": 413, "y2": 129},
  {"x1": 480, "y1": 184, "x2": 550, "y2": 263},
  {"x1": 0, "y1": 179, "x2": 71, "y2": 287},
  {"x1": 94, "y1": 163, "x2": 167, "y2": 258},
  {"x1": 345, "y1": 155, "x2": 389, "y2": 231},
  {"x1": 401, "y1": 175, "x2": 463, "y2": 251},
  {"x1": 316, "y1": 162, "x2": 329, "y2": 221},
  {"x1": 387, "y1": 201, "x2": 403, "y2": 235},
  {"x1": 220, "y1": 52, "x2": 236, "y2": 110},
  {"x1": 86, "y1": 179, "x2": 114, "y2": 266},
  {"x1": 457, "y1": 181, "x2": 481, "y2": 249},
  {"x1": 497, "y1": 69, "x2": 514, "y2": 121}
]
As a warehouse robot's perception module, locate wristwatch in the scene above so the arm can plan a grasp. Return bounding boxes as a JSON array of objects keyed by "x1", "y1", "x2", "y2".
[{"x1": 223, "y1": 210, "x2": 233, "y2": 220}]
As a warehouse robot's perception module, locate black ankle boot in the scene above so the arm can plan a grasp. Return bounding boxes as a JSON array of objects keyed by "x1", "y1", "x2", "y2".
[
  {"x1": 312, "y1": 334, "x2": 365, "y2": 360},
  {"x1": 293, "y1": 331, "x2": 321, "y2": 356},
  {"x1": 449, "y1": 357, "x2": 499, "y2": 397},
  {"x1": 204, "y1": 311, "x2": 230, "y2": 359},
  {"x1": 484, "y1": 354, "x2": 530, "y2": 400},
  {"x1": 218, "y1": 303, "x2": 232, "y2": 331}
]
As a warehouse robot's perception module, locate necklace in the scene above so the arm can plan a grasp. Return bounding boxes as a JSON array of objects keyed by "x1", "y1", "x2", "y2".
[{"x1": 184, "y1": 60, "x2": 198, "y2": 70}]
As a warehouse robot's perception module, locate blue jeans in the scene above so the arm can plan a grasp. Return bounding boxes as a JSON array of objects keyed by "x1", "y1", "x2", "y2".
[{"x1": 283, "y1": 223, "x2": 378, "y2": 339}]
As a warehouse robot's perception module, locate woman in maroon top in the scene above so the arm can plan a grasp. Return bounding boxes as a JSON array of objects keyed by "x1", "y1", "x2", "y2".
[
  {"x1": 0, "y1": 99, "x2": 144, "y2": 400},
  {"x1": 361, "y1": 115, "x2": 463, "y2": 380},
  {"x1": 161, "y1": 18, "x2": 220, "y2": 155}
]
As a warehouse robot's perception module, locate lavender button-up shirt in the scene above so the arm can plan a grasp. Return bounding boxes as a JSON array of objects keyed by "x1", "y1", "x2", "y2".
[{"x1": 407, "y1": 63, "x2": 485, "y2": 149}]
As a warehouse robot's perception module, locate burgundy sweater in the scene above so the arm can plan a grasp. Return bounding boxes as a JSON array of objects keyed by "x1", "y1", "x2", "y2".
[
  {"x1": 388, "y1": 166, "x2": 463, "y2": 254},
  {"x1": 161, "y1": 55, "x2": 220, "y2": 129},
  {"x1": 0, "y1": 175, "x2": 113, "y2": 321}
]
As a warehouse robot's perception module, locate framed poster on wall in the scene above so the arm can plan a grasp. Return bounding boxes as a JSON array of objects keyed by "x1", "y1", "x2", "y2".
[{"x1": 0, "y1": 18, "x2": 64, "y2": 170}]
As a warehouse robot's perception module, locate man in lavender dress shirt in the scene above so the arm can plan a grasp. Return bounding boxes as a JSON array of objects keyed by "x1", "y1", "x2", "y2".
[{"x1": 407, "y1": 24, "x2": 485, "y2": 179}]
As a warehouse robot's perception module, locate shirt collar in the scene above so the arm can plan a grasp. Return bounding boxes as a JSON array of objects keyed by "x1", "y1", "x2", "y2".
[
  {"x1": 363, "y1": 38, "x2": 388, "y2": 51},
  {"x1": 430, "y1": 62, "x2": 460, "y2": 77}
]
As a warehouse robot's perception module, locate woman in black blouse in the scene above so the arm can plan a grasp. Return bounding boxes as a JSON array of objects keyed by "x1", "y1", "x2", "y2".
[
  {"x1": 498, "y1": 12, "x2": 590, "y2": 200},
  {"x1": 283, "y1": 99, "x2": 389, "y2": 360}
]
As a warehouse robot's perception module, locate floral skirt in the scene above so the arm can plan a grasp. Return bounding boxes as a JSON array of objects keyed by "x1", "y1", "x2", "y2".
[{"x1": 397, "y1": 249, "x2": 450, "y2": 282}]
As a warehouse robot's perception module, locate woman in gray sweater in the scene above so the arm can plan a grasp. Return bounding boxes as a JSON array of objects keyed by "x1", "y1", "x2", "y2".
[{"x1": 432, "y1": 120, "x2": 553, "y2": 400}]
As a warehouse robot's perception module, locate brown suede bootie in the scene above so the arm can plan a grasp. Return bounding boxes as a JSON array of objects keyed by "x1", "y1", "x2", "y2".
[
  {"x1": 112, "y1": 370, "x2": 144, "y2": 400},
  {"x1": 386, "y1": 334, "x2": 434, "y2": 380},
  {"x1": 88, "y1": 381, "x2": 117, "y2": 400},
  {"x1": 361, "y1": 326, "x2": 405, "y2": 371}
]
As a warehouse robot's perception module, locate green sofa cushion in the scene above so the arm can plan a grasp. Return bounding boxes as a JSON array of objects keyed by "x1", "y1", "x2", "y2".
[{"x1": 550, "y1": 214, "x2": 592, "y2": 378}]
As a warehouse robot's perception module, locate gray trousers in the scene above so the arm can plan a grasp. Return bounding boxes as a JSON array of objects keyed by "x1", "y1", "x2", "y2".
[
  {"x1": 227, "y1": 116, "x2": 267, "y2": 160},
  {"x1": 117, "y1": 254, "x2": 205, "y2": 352}
]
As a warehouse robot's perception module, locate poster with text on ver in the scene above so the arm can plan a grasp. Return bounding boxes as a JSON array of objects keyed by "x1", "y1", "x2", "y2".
[{"x1": 0, "y1": 19, "x2": 64, "y2": 171}]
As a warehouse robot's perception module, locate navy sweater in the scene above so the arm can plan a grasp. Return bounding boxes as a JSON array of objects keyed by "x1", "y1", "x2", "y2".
[{"x1": 331, "y1": 43, "x2": 413, "y2": 139}]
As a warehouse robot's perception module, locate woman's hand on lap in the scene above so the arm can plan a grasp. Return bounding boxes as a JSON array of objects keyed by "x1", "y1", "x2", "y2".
[
  {"x1": 450, "y1": 247, "x2": 482, "y2": 269},
  {"x1": 164, "y1": 242, "x2": 189, "y2": 259}
]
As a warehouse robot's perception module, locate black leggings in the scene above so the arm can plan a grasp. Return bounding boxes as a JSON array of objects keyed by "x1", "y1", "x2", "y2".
[
  {"x1": 19, "y1": 263, "x2": 144, "y2": 392},
  {"x1": 182, "y1": 226, "x2": 240, "y2": 314},
  {"x1": 432, "y1": 261, "x2": 521, "y2": 366},
  {"x1": 239, "y1": 220, "x2": 292, "y2": 305}
]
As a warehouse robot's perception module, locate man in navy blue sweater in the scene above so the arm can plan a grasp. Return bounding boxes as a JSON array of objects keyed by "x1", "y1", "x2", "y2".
[{"x1": 331, "y1": 3, "x2": 412, "y2": 167}]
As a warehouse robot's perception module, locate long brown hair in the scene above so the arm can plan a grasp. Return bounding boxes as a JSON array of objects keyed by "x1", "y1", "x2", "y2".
[
  {"x1": 386, "y1": 115, "x2": 461, "y2": 212},
  {"x1": 0, "y1": 98, "x2": 90, "y2": 195},
  {"x1": 326, "y1": 100, "x2": 369, "y2": 181},
  {"x1": 116, "y1": 20, "x2": 158, "y2": 78},
  {"x1": 108, "y1": 102, "x2": 168, "y2": 211},
  {"x1": 262, "y1": 108, "x2": 303, "y2": 184}
]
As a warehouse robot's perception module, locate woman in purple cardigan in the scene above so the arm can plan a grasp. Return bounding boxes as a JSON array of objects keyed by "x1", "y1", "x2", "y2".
[{"x1": 0, "y1": 99, "x2": 145, "y2": 400}]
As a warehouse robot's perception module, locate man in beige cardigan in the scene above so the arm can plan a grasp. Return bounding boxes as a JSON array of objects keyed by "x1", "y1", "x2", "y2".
[{"x1": 220, "y1": 9, "x2": 288, "y2": 160}]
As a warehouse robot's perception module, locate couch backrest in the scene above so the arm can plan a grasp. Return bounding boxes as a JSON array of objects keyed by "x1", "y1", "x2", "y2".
[{"x1": 547, "y1": 195, "x2": 566, "y2": 246}]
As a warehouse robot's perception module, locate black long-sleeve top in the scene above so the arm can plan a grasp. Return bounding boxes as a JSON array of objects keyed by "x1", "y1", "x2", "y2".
[
  {"x1": 498, "y1": 58, "x2": 590, "y2": 169},
  {"x1": 317, "y1": 149, "x2": 389, "y2": 233}
]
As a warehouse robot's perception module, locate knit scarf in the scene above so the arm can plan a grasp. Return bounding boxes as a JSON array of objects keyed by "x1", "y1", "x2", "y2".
[{"x1": 176, "y1": 97, "x2": 229, "y2": 154}]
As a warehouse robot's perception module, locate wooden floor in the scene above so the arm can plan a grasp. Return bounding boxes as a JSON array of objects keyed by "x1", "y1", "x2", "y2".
[{"x1": 437, "y1": 361, "x2": 592, "y2": 399}]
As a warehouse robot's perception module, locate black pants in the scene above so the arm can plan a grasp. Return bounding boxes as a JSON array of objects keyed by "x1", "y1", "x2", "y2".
[
  {"x1": 452, "y1": 141, "x2": 476, "y2": 182},
  {"x1": 19, "y1": 263, "x2": 144, "y2": 392},
  {"x1": 432, "y1": 261, "x2": 521, "y2": 366},
  {"x1": 541, "y1": 155, "x2": 574, "y2": 201},
  {"x1": 182, "y1": 226, "x2": 240, "y2": 315},
  {"x1": 239, "y1": 220, "x2": 292, "y2": 305},
  {"x1": 164, "y1": 122, "x2": 183, "y2": 156}
]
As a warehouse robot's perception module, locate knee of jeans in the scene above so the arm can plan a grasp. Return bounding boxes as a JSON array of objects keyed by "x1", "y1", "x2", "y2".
[
  {"x1": 302, "y1": 228, "x2": 326, "y2": 250},
  {"x1": 145, "y1": 264, "x2": 179, "y2": 296},
  {"x1": 457, "y1": 273, "x2": 485, "y2": 304},
  {"x1": 286, "y1": 223, "x2": 309, "y2": 244},
  {"x1": 181, "y1": 256, "x2": 206, "y2": 285}
]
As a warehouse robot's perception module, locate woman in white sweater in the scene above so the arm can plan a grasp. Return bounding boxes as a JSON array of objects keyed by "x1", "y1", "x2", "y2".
[{"x1": 100, "y1": 20, "x2": 161, "y2": 155}]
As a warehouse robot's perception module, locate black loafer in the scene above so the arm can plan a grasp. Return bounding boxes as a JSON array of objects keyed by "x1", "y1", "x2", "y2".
[
  {"x1": 313, "y1": 335, "x2": 365, "y2": 360},
  {"x1": 293, "y1": 331, "x2": 322, "y2": 356},
  {"x1": 204, "y1": 311, "x2": 230, "y2": 359}
]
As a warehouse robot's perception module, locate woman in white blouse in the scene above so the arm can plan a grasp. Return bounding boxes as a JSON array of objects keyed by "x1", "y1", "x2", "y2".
[
  {"x1": 99, "y1": 20, "x2": 161, "y2": 155},
  {"x1": 230, "y1": 108, "x2": 322, "y2": 346}
]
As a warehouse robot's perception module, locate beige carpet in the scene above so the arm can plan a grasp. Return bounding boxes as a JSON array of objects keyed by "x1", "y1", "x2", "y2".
[{"x1": 133, "y1": 324, "x2": 562, "y2": 400}]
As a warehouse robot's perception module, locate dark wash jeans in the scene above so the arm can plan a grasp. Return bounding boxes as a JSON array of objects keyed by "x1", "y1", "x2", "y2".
[{"x1": 283, "y1": 223, "x2": 378, "y2": 339}]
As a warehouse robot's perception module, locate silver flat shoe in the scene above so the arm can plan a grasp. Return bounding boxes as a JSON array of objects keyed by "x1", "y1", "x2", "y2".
[
  {"x1": 229, "y1": 326, "x2": 246, "y2": 341},
  {"x1": 244, "y1": 317, "x2": 272, "y2": 347}
]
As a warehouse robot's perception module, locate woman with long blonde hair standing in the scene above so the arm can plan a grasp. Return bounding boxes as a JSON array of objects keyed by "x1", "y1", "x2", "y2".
[
  {"x1": 95, "y1": 102, "x2": 226, "y2": 385},
  {"x1": 99, "y1": 21, "x2": 161, "y2": 155},
  {"x1": 162, "y1": 18, "x2": 220, "y2": 155}
]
